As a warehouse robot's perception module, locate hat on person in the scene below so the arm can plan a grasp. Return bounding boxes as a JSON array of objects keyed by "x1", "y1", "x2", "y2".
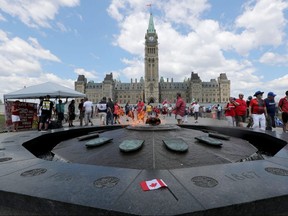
[
  {"x1": 267, "y1": 92, "x2": 276, "y2": 97},
  {"x1": 253, "y1": 91, "x2": 264, "y2": 96}
]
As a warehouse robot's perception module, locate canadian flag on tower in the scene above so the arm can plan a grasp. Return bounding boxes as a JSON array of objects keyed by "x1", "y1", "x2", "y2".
[{"x1": 140, "y1": 179, "x2": 167, "y2": 191}]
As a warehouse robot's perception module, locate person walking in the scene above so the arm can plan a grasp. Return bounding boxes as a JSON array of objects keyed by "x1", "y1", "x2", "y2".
[
  {"x1": 174, "y1": 93, "x2": 186, "y2": 124},
  {"x1": 234, "y1": 93, "x2": 247, "y2": 127},
  {"x1": 11, "y1": 100, "x2": 21, "y2": 132},
  {"x1": 192, "y1": 101, "x2": 200, "y2": 123},
  {"x1": 224, "y1": 97, "x2": 236, "y2": 127},
  {"x1": 68, "y1": 100, "x2": 75, "y2": 127},
  {"x1": 264, "y1": 92, "x2": 277, "y2": 131},
  {"x1": 124, "y1": 101, "x2": 134, "y2": 121},
  {"x1": 83, "y1": 97, "x2": 93, "y2": 126},
  {"x1": 278, "y1": 90, "x2": 288, "y2": 133},
  {"x1": 248, "y1": 91, "x2": 268, "y2": 131}
]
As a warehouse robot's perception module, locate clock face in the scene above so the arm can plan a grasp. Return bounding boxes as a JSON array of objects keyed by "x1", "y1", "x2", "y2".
[{"x1": 149, "y1": 36, "x2": 154, "y2": 41}]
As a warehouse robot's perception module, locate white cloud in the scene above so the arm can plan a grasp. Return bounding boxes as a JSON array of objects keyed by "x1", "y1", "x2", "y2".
[
  {"x1": 159, "y1": 0, "x2": 210, "y2": 28},
  {"x1": 234, "y1": 0, "x2": 288, "y2": 55},
  {"x1": 259, "y1": 52, "x2": 288, "y2": 66},
  {"x1": 0, "y1": 31, "x2": 60, "y2": 76},
  {"x1": 0, "y1": 0, "x2": 80, "y2": 28},
  {"x1": 120, "y1": 57, "x2": 144, "y2": 79},
  {"x1": 74, "y1": 68, "x2": 98, "y2": 80}
]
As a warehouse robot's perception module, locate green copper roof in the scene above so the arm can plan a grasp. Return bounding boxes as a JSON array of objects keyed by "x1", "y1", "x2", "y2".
[{"x1": 147, "y1": 13, "x2": 156, "y2": 33}]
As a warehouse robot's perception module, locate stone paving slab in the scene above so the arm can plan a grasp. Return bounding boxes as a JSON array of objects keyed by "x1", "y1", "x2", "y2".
[
  {"x1": 170, "y1": 160, "x2": 288, "y2": 210},
  {"x1": 0, "y1": 159, "x2": 141, "y2": 211},
  {"x1": 113, "y1": 169, "x2": 204, "y2": 215}
]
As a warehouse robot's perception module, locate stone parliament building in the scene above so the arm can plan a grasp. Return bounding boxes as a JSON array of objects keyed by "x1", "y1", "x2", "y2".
[{"x1": 75, "y1": 13, "x2": 230, "y2": 105}]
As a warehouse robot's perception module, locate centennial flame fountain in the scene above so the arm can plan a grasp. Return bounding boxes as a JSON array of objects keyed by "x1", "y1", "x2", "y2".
[{"x1": 0, "y1": 117, "x2": 287, "y2": 215}]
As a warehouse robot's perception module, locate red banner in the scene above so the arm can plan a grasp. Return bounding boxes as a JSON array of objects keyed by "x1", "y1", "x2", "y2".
[{"x1": 5, "y1": 101, "x2": 38, "y2": 131}]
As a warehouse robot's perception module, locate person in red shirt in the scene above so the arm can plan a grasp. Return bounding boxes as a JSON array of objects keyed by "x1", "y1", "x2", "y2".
[
  {"x1": 174, "y1": 93, "x2": 186, "y2": 124},
  {"x1": 136, "y1": 99, "x2": 145, "y2": 122},
  {"x1": 234, "y1": 93, "x2": 247, "y2": 127},
  {"x1": 248, "y1": 91, "x2": 268, "y2": 131},
  {"x1": 278, "y1": 90, "x2": 288, "y2": 133},
  {"x1": 224, "y1": 97, "x2": 236, "y2": 126}
]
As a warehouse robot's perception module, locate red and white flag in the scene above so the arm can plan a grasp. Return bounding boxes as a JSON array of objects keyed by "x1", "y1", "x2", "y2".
[{"x1": 140, "y1": 179, "x2": 167, "y2": 191}]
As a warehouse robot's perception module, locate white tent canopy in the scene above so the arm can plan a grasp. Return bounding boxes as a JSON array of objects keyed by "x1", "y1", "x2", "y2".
[{"x1": 4, "y1": 82, "x2": 86, "y2": 100}]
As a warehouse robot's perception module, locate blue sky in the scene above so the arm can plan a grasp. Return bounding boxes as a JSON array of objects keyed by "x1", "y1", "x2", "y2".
[{"x1": 0, "y1": 0, "x2": 287, "y2": 102}]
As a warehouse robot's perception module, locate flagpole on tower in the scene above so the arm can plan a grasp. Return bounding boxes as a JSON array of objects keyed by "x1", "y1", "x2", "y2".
[{"x1": 146, "y1": 3, "x2": 152, "y2": 13}]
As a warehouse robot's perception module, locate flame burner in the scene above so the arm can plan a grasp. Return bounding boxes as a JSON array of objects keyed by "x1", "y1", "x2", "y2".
[{"x1": 145, "y1": 116, "x2": 161, "y2": 125}]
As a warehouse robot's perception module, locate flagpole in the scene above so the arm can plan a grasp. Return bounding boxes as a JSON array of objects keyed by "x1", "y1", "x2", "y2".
[
  {"x1": 167, "y1": 187, "x2": 178, "y2": 201},
  {"x1": 146, "y1": 3, "x2": 152, "y2": 13}
]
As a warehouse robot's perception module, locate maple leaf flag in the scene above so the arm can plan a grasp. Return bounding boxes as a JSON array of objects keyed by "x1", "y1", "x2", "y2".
[{"x1": 140, "y1": 179, "x2": 167, "y2": 191}]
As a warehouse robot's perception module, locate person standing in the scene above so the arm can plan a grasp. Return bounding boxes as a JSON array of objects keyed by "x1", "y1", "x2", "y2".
[
  {"x1": 224, "y1": 97, "x2": 236, "y2": 127},
  {"x1": 113, "y1": 100, "x2": 121, "y2": 124},
  {"x1": 68, "y1": 100, "x2": 75, "y2": 127},
  {"x1": 192, "y1": 101, "x2": 200, "y2": 123},
  {"x1": 55, "y1": 98, "x2": 68, "y2": 127},
  {"x1": 211, "y1": 105, "x2": 217, "y2": 119},
  {"x1": 146, "y1": 102, "x2": 153, "y2": 117},
  {"x1": 278, "y1": 90, "x2": 288, "y2": 133},
  {"x1": 234, "y1": 93, "x2": 247, "y2": 127},
  {"x1": 246, "y1": 96, "x2": 252, "y2": 118},
  {"x1": 38, "y1": 95, "x2": 54, "y2": 131},
  {"x1": 96, "y1": 97, "x2": 107, "y2": 125},
  {"x1": 264, "y1": 92, "x2": 277, "y2": 131},
  {"x1": 216, "y1": 104, "x2": 222, "y2": 120},
  {"x1": 83, "y1": 97, "x2": 93, "y2": 126},
  {"x1": 174, "y1": 93, "x2": 186, "y2": 124},
  {"x1": 37, "y1": 96, "x2": 44, "y2": 130},
  {"x1": 11, "y1": 100, "x2": 21, "y2": 132},
  {"x1": 248, "y1": 91, "x2": 268, "y2": 131},
  {"x1": 136, "y1": 99, "x2": 145, "y2": 122},
  {"x1": 78, "y1": 99, "x2": 85, "y2": 126},
  {"x1": 106, "y1": 98, "x2": 114, "y2": 125}
]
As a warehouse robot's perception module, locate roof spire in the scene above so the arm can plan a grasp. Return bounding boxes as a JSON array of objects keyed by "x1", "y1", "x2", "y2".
[{"x1": 147, "y1": 12, "x2": 156, "y2": 33}]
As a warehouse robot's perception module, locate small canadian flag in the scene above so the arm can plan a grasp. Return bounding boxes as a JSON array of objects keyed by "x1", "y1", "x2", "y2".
[{"x1": 140, "y1": 179, "x2": 167, "y2": 191}]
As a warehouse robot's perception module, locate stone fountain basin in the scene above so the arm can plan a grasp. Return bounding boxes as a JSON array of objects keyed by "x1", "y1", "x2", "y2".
[
  {"x1": 51, "y1": 126, "x2": 258, "y2": 169},
  {"x1": 0, "y1": 125, "x2": 287, "y2": 215}
]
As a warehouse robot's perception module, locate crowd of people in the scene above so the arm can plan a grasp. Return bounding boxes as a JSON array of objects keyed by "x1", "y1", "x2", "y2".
[
  {"x1": 222, "y1": 90, "x2": 288, "y2": 133},
  {"x1": 9, "y1": 90, "x2": 288, "y2": 133}
]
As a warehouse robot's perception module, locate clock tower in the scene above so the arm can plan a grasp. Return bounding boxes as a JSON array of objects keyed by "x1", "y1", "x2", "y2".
[{"x1": 144, "y1": 13, "x2": 159, "y2": 103}]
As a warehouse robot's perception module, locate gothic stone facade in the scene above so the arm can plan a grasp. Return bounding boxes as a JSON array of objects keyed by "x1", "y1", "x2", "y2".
[
  {"x1": 75, "y1": 72, "x2": 230, "y2": 105},
  {"x1": 75, "y1": 13, "x2": 230, "y2": 105}
]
